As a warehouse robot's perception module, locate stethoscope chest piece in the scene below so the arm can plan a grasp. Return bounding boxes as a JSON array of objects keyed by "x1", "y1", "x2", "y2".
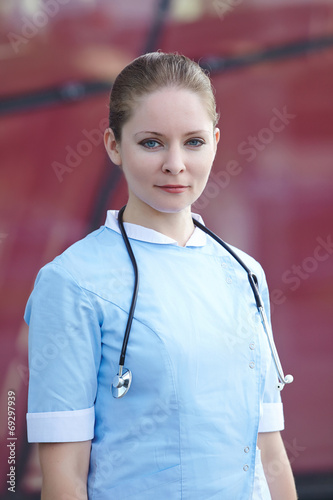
[
  {"x1": 112, "y1": 367, "x2": 132, "y2": 398},
  {"x1": 112, "y1": 206, "x2": 293, "y2": 398}
]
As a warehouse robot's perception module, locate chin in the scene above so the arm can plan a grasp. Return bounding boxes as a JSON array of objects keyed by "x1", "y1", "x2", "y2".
[{"x1": 150, "y1": 202, "x2": 192, "y2": 215}]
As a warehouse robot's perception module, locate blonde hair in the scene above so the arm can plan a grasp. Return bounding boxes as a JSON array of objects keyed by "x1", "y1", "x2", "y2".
[{"x1": 108, "y1": 52, "x2": 219, "y2": 141}]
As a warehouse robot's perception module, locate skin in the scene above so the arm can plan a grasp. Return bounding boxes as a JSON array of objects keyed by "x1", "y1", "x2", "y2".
[
  {"x1": 39, "y1": 441, "x2": 90, "y2": 499},
  {"x1": 258, "y1": 432, "x2": 298, "y2": 499},
  {"x1": 39, "y1": 86, "x2": 297, "y2": 499},
  {"x1": 104, "y1": 87, "x2": 220, "y2": 246},
  {"x1": 38, "y1": 433, "x2": 297, "y2": 499}
]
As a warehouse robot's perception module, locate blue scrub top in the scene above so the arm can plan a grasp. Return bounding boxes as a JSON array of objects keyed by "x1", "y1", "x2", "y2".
[{"x1": 25, "y1": 211, "x2": 283, "y2": 499}]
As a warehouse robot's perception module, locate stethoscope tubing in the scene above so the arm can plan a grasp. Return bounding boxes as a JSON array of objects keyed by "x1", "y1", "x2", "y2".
[
  {"x1": 117, "y1": 206, "x2": 139, "y2": 368},
  {"x1": 113, "y1": 206, "x2": 293, "y2": 397},
  {"x1": 192, "y1": 219, "x2": 293, "y2": 390}
]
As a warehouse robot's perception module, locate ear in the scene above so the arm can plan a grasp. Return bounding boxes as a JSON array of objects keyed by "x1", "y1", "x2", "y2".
[
  {"x1": 214, "y1": 127, "x2": 220, "y2": 147},
  {"x1": 104, "y1": 128, "x2": 122, "y2": 166}
]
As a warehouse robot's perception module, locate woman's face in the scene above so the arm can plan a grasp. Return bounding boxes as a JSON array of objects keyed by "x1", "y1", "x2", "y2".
[{"x1": 104, "y1": 87, "x2": 220, "y2": 216}]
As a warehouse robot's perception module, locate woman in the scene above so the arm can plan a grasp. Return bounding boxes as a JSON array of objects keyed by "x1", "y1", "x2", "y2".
[{"x1": 25, "y1": 52, "x2": 297, "y2": 499}]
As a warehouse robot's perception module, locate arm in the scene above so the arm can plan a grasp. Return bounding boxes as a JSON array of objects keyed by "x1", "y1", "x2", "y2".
[
  {"x1": 257, "y1": 431, "x2": 297, "y2": 500},
  {"x1": 39, "y1": 440, "x2": 91, "y2": 500}
]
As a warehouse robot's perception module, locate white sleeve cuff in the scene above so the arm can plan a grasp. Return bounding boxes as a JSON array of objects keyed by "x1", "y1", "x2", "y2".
[
  {"x1": 27, "y1": 406, "x2": 95, "y2": 443},
  {"x1": 258, "y1": 402, "x2": 284, "y2": 433}
]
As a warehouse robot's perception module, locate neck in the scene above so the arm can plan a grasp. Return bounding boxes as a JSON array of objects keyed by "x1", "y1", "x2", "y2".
[{"x1": 122, "y1": 202, "x2": 195, "y2": 247}]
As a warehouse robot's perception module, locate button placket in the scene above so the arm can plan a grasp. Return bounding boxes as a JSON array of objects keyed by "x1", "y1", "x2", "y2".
[
  {"x1": 218, "y1": 258, "x2": 235, "y2": 285},
  {"x1": 249, "y1": 340, "x2": 256, "y2": 370}
]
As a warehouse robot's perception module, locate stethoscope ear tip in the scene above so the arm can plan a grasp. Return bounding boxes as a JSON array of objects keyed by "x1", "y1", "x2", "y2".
[{"x1": 277, "y1": 374, "x2": 294, "y2": 391}]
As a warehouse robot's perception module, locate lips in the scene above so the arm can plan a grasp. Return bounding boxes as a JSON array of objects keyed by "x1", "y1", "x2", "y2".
[{"x1": 157, "y1": 185, "x2": 189, "y2": 193}]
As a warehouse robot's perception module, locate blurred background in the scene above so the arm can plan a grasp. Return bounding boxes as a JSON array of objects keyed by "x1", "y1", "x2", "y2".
[{"x1": 0, "y1": 0, "x2": 332, "y2": 498}]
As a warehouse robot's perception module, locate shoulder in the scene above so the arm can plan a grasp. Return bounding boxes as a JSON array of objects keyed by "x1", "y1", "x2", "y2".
[
  {"x1": 36, "y1": 225, "x2": 123, "y2": 285},
  {"x1": 207, "y1": 236, "x2": 267, "y2": 290},
  {"x1": 228, "y1": 243, "x2": 269, "y2": 293},
  {"x1": 229, "y1": 243, "x2": 264, "y2": 274},
  {"x1": 25, "y1": 226, "x2": 125, "y2": 323}
]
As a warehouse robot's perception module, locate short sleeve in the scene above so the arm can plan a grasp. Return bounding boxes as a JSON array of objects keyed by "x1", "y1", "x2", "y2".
[
  {"x1": 24, "y1": 262, "x2": 101, "y2": 443},
  {"x1": 257, "y1": 268, "x2": 285, "y2": 433}
]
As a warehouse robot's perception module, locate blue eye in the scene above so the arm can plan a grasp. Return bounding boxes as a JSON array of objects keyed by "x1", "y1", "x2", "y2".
[
  {"x1": 187, "y1": 139, "x2": 204, "y2": 147},
  {"x1": 142, "y1": 140, "x2": 160, "y2": 149}
]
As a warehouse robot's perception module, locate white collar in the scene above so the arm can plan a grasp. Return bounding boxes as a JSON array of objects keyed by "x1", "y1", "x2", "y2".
[{"x1": 104, "y1": 210, "x2": 207, "y2": 247}]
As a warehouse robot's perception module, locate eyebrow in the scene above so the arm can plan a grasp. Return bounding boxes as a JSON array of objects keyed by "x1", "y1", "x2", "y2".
[{"x1": 135, "y1": 130, "x2": 209, "y2": 137}]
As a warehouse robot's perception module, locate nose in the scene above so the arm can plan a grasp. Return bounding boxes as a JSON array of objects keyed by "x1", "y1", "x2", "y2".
[{"x1": 162, "y1": 146, "x2": 186, "y2": 175}]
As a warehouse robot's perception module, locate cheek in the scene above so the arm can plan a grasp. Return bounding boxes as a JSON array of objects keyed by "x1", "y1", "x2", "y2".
[
  {"x1": 194, "y1": 154, "x2": 214, "y2": 178},
  {"x1": 123, "y1": 163, "x2": 151, "y2": 186}
]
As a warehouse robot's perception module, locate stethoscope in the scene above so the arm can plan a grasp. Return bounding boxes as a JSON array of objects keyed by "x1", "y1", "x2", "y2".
[{"x1": 112, "y1": 205, "x2": 293, "y2": 398}]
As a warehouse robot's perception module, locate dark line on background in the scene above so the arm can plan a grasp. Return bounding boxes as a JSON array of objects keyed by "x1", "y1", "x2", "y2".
[
  {"x1": 87, "y1": 0, "x2": 172, "y2": 230},
  {"x1": 141, "y1": 0, "x2": 171, "y2": 54},
  {"x1": 1, "y1": 35, "x2": 332, "y2": 117},
  {"x1": 0, "y1": 80, "x2": 111, "y2": 116},
  {"x1": 200, "y1": 35, "x2": 333, "y2": 73},
  {"x1": 87, "y1": 159, "x2": 123, "y2": 232}
]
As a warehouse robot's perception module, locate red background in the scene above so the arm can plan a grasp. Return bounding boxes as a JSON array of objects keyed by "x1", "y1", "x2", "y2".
[{"x1": 0, "y1": 0, "x2": 332, "y2": 497}]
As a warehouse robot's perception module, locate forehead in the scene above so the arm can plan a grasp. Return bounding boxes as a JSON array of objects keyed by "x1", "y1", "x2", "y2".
[{"x1": 125, "y1": 87, "x2": 213, "y2": 132}]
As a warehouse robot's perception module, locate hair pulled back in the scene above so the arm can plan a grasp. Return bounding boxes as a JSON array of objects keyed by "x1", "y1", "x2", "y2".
[{"x1": 108, "y1": 52, "x2": 219, "y2": 141}]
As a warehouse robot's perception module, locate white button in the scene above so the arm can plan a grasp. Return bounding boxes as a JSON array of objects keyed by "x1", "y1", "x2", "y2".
[
  {"x1": 226, "y1": 277, "x2": 232, "y2": 284},
  {"x1": 249, "y1": 361, "x2": 255, "y2": 369},
  {"x1": 249, "y1": 342, "x2": 255, "y2": 350},
  {"x1": 244, "y1": 446, "x2": 250, "y2": 453},
  {"x1": 221, "y1": 262, "x2": 228, "y2": 268},
  {"x1": 243, "y1": 464, "x2": 249, "y2": 471}
]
